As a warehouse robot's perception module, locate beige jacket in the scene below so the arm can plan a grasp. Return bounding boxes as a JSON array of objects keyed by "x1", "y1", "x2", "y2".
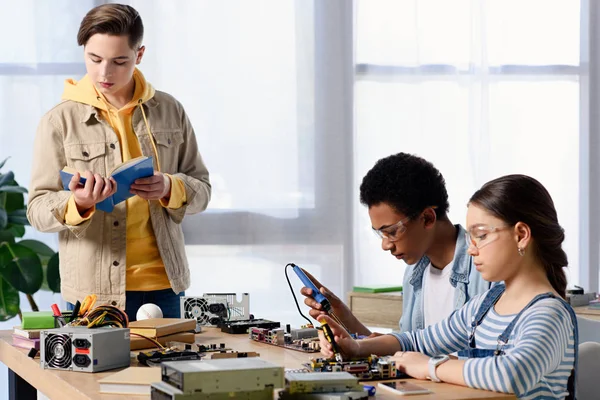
[{"x1": 27, "y1": 91, "x2": 211, "y2": 308}]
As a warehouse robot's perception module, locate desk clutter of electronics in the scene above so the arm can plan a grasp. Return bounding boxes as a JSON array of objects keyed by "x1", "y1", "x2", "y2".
[{"x1": 11, "y1": 263, "x2": 405, "y2": 399}]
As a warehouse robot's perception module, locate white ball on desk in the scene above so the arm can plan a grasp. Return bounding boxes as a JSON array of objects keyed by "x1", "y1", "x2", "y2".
[{"x1": 136, "y1": 303, "x2": 163, "y2": 321}]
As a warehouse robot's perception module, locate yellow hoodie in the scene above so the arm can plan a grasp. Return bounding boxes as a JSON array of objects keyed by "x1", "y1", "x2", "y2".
[{"x1": 62, "y1": 69, "x2": 186, "y2": 291}]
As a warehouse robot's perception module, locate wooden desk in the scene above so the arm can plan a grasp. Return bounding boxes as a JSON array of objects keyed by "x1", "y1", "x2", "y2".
[
  {"x1": 572, "y1": 305, "x2": 600, "y2": 321},
  {"x1": 0, "y1": 328, "x2": 514, "y2": 400},
  {"x1": 348, "y1": 291, "x2": 403, "y2": 330}
]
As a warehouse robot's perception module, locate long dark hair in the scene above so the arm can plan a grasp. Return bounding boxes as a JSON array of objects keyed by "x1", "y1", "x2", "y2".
[{"x1": 469, "y1": 174, "x2": 568, "y2": 298}]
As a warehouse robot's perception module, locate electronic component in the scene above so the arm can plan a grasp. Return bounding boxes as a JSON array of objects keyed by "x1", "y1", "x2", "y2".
[
  {"x1": 160, "y1": 358, "x2": 284, "y2": 394},
  {"x1": 180, "y1": 293, "x2": 249, "y2": 327},
  {"x1": 363, "y1": 385, "x2": 376, "y2": 396},
  {"x1": 151, "y1": 381, "x2": 274, "y2": 400},
  {"x1": 137, "y1": 349, "x2": 203, "y2": 366},
  {"x1": 283, "y1": 372, "x2": 363, "y2": 394},
  {"x1": 165, "y1": 341, "x2": 230, "y2": 353},
  {"x1": 304, "y1": 355, "x2": 410, "y2": 381},
  {"x1": 279, "y1": 372, "x2": 368, "y2": 400},
  {"x1": 567, "y1": 291, "x2": 597, "y2": 307},
  {"x1": 220, "y1": 318, "x2": 281, "y2": 334},
  {"x1": 40, "y1": 326, "x2": 130, "y2": 373},
  {"x1": 283, "y1": 391, "x2": 369, "y2": 400},
  {"x1": 249, "y1": 327, "x2": 320, "y2": 353}
]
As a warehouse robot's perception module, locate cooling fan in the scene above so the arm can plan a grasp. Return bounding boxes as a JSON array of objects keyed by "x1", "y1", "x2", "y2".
[
  {"x1": 44, "y1": 333, "x2": 72, "y2": 369},
  {"x1": 181, "y1": 293, "x2": 250, "y2": 326}
]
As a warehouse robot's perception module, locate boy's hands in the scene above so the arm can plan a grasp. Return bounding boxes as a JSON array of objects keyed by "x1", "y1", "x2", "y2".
[
  {"x1": 299, "y1": 269, "x2": 372, "y2": 337},
  {"x1": 130, "y1": 172, "x2": 171, "y2": 201},
  {"x1": 300, "y1": 269, "x2": 348, "y2": 319},
  {"x1": 318, "y1": 315, "x2": 360, "y2": 359},
  {"x1": 70, "y1": 171, "x2": 117, "y2": 213}
]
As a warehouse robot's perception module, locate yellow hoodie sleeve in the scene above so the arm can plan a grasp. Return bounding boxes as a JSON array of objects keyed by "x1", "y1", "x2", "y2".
[
  {"x1": 160, "y1": 175, "x2": 187, "y2": 209},
  {"x1": 64, "y1": 195, "x2": 96, "y2": 225}
]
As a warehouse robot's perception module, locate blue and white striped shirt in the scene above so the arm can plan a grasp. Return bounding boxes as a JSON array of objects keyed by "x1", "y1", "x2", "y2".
[{"x1": 391, "y1": 291, "x2": 575, "y2": 399}]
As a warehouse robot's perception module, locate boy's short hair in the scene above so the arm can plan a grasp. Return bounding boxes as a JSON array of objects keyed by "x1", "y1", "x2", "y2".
[
  {"x1": 77, "y1": 4, "x2": 143, "y2": 49},
  {"x1": 359, "y1": 152, "x2": 449, "y2": 219}
]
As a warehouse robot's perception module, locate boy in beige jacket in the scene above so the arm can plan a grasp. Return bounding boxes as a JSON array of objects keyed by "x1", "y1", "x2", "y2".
[{"x1": 27, "y1": 4, "x2": 211, "y2": 322}]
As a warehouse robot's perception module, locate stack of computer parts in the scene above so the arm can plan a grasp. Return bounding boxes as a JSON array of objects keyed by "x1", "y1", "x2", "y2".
[
  {"x1": 279, "y1": 372, "x2": 368, "y2": 400},
  {"x1": 150, "y1": 357, "x2": 284, "y2": 400},
  {"x1": 40, "y1": 326, "x2": 130, "y2": 373}
]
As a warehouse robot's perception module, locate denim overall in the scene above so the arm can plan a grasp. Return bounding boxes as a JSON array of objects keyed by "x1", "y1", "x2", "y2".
[{"x1": 459, "y1": 284, "x2": 578, "y2": 399}]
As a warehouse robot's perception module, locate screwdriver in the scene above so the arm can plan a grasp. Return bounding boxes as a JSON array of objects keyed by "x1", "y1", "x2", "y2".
[{"x1": 318, "y1": 318, "x2": 343, "y2": 362}]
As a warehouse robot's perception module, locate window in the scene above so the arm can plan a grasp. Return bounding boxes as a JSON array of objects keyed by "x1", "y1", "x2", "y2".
[
  {"x1": 0, "y1": 1, "x2": 351, "y2": 335},
  {"x1": 353, "y1": 0, "x2": 584, "y2": 287}
]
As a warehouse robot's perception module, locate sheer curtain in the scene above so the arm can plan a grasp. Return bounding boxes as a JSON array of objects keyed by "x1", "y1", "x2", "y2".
[
  {"x1": 0, "y1": 0, "x2": 348, "y2": 326},
  {"x1": 353, "y1": 0, "x2": 584, "y2": 289},
  {"x1": 121, "y1": 0, "x2": 351, "y2": 326},
  {"x1": 0, "y1": 1, "x2": 349, "y2": 398}
]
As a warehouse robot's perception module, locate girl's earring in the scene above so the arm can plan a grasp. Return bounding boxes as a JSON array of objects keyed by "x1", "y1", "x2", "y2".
[{"x1": 517, "y1": 247, "x2": 525, "y2": 257}]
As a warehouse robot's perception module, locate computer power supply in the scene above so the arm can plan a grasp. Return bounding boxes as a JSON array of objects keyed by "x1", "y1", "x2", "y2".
[{"x1": 40, "y1": 326, "x2": 130, "y2": 372}]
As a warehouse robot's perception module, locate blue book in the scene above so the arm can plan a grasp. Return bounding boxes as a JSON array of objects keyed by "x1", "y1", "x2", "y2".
[{"x1": 59, "y1": 156, "x2": 154, "y2": 213}]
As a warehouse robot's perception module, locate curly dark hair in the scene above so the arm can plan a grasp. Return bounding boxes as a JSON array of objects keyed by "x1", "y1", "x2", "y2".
[{"x1": 359, "y1": 153, "x2": 449, "y2": 219}]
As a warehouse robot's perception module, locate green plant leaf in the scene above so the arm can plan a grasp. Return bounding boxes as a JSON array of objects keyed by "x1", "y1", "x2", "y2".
[
  {"x1": 0, "y1": 171, "x2": 14, "y2": 188},
  {"x1": 4, "y1": 191, "x2": 24, "y2": 214},
  {"x1": 0, "y1": 186, "x2": 28, "y2": 193},
  {"x1": 46, "y1": 253, "x2": 60, "y2": 293},
  {"x1": 7, "y1": 215, "x2": 29, "y2": 226},
  {"x1": 0, "y1": 230, "x2": 15, "y2": 245},
  {"x1": 0, "y1": 209, "x2": 6, "y2": 230},
  {"x1": 0, "y1": 277, "x2": 20, "y2": 321},
  {"x1": 18, "y1": 240, "x2": 55, "y2": 258},
  {"x1": 0, "y1": 243, "x2": 43, "y2": 294},
  {"x1": 5, "y1": 224, "x2": 25, "y2": 238},
  {"x1": 0, "y1": 158, "x2": 8, "y2": 171},
  {"x1": 9, "y1": 209, "x2": 26, "y2": 217}
]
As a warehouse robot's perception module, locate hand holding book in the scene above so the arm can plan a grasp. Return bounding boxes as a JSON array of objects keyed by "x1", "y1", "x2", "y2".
[
  {"x1": 130, "y1": 171, "x2": 171, "y2": 201},
  {"x1": 60, "y1": 156, "x2": 154, "y2": 213},
  {"x1": 69, "y1": 171, "x2": 117, "y2": 213}
]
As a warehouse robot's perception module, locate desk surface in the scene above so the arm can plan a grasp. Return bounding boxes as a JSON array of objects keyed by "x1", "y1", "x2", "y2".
[
  {"x1": 573, "y1": 305, "x2": 600, "y2": 320},
  {"x1": 0, "y1": 328, "x2": 514, "y2": 400}
]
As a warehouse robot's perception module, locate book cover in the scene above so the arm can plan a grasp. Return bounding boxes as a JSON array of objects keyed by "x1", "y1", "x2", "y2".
[
  {"x1": 98, "y1": 367, "x2": 161, "y2": 395},
  {"x1": 13, "y1": 326, "x2": 42, "y2": 339},
  {"x1": 59, "y1": 156, "x2": 154, "y2": 213},
  {"x1": 352, "y1": 285, "x2": 403, "y2": 293},
  {"x1": 130, "y1": 331, "x2": 195, "y2": 350},
  {"x1": 128, "y1": 318, "x2": 196, "y2": 338},
  {"x1": 12, "y1": 334, "x2": 40, "y2": 350}
]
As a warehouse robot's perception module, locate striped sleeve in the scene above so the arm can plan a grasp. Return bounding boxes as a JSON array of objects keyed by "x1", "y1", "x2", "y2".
[
  {"x1": 390, "y1": 293, "x2": 483, "y2": 356},
  {"x1": 463, "y1": 299, "x2": 574, "y2": 397}
]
